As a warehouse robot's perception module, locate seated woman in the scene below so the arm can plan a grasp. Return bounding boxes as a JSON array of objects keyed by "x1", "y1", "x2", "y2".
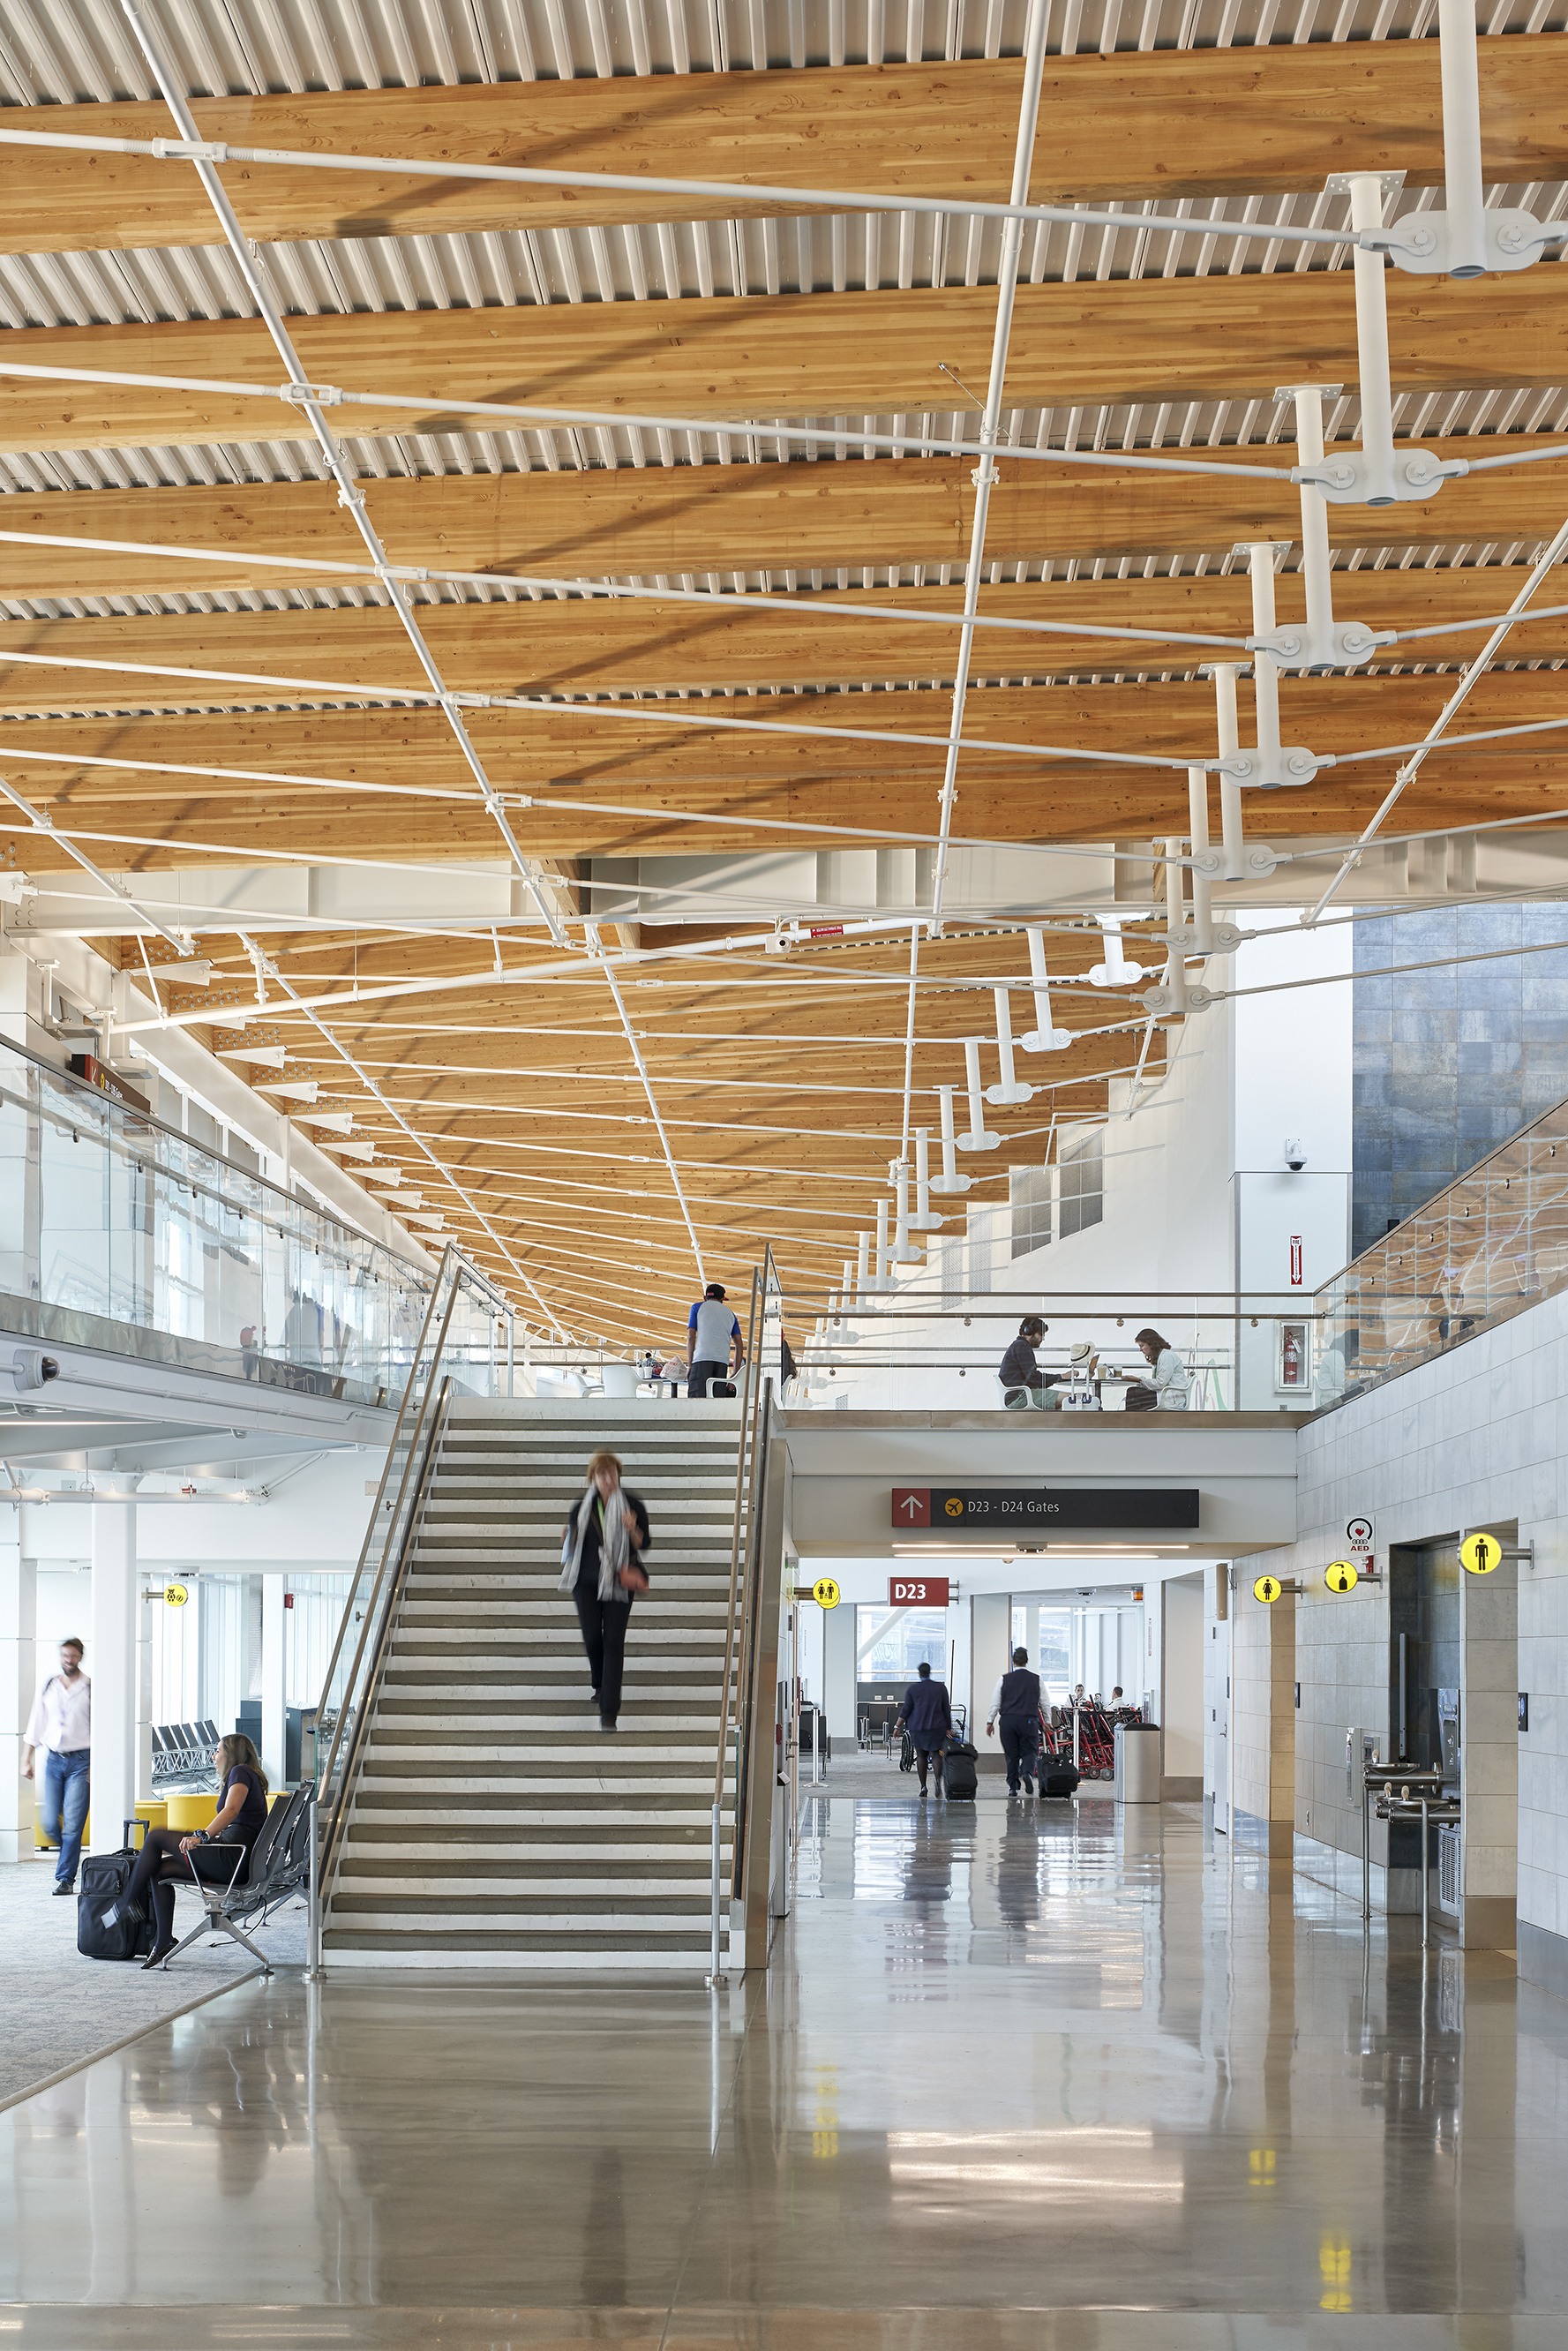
[
  {"x1": 1125, "y1": 1326, "x2": 1190, "y2": 1412},
  {"x1": 116, "y1": 1731, "x2": 271, "y2": 1969},
  {"x1": 998, "y1": 1317, "x2": 1061, "y2": 1408}
]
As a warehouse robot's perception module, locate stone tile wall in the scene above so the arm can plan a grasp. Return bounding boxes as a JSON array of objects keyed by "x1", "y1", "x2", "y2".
[{"x1": 1353, "y1": 902, "x2": 1568, "y2": 1259}]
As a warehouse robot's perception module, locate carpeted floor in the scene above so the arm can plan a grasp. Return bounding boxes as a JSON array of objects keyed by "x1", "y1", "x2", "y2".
[{"x1": 0, "y1": 1847, "x2": 306, "y2": 2109}]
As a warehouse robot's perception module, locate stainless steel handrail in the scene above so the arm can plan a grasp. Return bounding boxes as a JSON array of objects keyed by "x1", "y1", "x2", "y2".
[
  {"x1": 308, "y1": 1375, "x2": 454, "y2": 1972},
  {"x1": 707, "y1": 1263, "x2": 763, "y2": 1987}
]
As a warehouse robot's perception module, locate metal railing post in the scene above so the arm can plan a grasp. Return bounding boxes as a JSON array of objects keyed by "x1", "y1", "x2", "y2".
[
  {"x1": 305, "y1": 1791, "x2": 321, "y2": 1979},
  {"x1": 708, "y1": 1264, "x2": 763, "y2": 1988}
]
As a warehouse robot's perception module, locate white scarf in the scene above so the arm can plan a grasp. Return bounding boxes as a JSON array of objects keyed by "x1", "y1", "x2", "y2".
[{"x1": 559, "y1": 1478, "x2": 633, "y2": 1602}]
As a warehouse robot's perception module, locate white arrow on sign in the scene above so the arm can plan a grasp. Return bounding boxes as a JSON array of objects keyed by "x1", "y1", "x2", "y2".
[{"x1": 899, "y1": 1492, "x2": 924, "y2": 1519}]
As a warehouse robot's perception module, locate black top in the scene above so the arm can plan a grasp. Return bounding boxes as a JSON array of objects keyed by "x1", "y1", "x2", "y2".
[
  {"x1": 222, "y1": 1765, "x2": 269, "y2": 1847},
  {"x1": 999, "y1": 1337, "x2": 1056, "y2": 1389},
  {"x1": 998, "y1": 1667, "x2": 1043, "y2": 1721},
  {"x1": 571, "y1": 1487, "x2": 652, "y2": 1595}
]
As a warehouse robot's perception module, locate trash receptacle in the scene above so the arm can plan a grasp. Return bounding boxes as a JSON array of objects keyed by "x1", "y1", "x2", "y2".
[{"x1": 1114, "y1": 1722, "x2": 1161, "y2": 1804}]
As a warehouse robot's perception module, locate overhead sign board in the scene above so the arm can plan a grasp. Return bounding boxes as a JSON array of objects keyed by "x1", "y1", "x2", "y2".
[
  {"x1": 889, "y1": 1575, "x2": 950, "y2": 1607},
  {"x1": 890, "y1": 1485, "x2": 1199, "y2": 1531}
]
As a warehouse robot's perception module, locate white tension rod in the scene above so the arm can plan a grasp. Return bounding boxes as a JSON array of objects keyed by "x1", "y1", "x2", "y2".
[
  {"x1": 930, "y1": 1086, "x2": 974, "y2": 1194},
  {"x1": 911, "y1": 1129, "x2": 945, "y2": 1231},
  {"x1": 1021, "y1": 928, "x2": 1072, "y2": 1051},
  {"x1": 959, "y1": 1042, "x2": 1002, "y2": 1153},
  {"x1": 985, "y1": 988, "x2": 1035, "y2": 1107}
]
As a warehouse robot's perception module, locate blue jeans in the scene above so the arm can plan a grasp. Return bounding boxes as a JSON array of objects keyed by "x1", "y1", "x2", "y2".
[{"x1": 40, "y1": 1747, "x2": 90, "y2": 1886}]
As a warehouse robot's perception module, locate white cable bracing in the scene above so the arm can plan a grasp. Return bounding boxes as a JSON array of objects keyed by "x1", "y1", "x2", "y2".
[
  {"x1": 1303, "y1": 503, "x2": 1568, "y2": 925},
  {"x1": 0, "y1": 119, "x2": 1458, "y2": 259},
  {"x1": 0, "y1": 357, "x2": 1338, "y2": 487},
  {"x1": 583, "y1": 919, "x2": 707, "y2": 1281},
  {"x1": 233, "y1": 928, "x2": 570, "y2": 1341},
  {"x1": 0, "y1": 638, "x2": 1209, "y2": 775},
  {"x1": 0, "y1": 770, "x2": 189, "y2": 951},
  {"x1": 116, "y1": 0, "x2": 569, "y2": 958},
  {"x1": 0, "y1": 523, "x2": 1257, "y2": 657}
]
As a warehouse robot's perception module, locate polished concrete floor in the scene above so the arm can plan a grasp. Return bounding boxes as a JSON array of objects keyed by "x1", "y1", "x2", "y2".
[{"x1": 4, "y1": 1791, "x2": 1567, "y2": 2347}]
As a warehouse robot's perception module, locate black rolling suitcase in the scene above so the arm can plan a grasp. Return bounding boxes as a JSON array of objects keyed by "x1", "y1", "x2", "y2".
[
  {"x1": 77, "y1": 1838, "x2": 155, "y2": 1962},
  {"x1": 942, "y1": 1740, "x2": 979, "y2": 1799},
  {"x1": 1039, "y1": 1762, "x2": 1081, "y2": 1799}
]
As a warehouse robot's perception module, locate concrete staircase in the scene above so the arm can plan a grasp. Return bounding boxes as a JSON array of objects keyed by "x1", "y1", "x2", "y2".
[{"x1": 323, "y1": 1397, "x2": 744, "y2": 1969}]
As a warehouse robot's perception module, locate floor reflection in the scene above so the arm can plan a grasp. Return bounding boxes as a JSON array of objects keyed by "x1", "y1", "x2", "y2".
[{"x1": 1, "y1": 1791, "x2": 1564, "y2": 2342}]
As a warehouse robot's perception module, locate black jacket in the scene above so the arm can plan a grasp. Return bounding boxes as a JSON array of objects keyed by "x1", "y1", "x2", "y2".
[{"x1": 569, "y1": 1487, "x2": 652, "y2": 1598}]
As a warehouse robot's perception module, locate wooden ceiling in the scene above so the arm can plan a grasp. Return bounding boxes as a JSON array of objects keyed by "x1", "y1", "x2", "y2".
[{"x1": 10, "y1": 0, "x2": 1568, "y2": 1342}]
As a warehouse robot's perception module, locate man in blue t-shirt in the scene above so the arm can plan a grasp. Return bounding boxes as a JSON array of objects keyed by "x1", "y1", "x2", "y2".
[
  {"x1": 686, "y1": 1282, "x2": 743, "y2": 1398},
  {"x1": 896, "y1": 1661, "x2": 953, "y2": 1797}
]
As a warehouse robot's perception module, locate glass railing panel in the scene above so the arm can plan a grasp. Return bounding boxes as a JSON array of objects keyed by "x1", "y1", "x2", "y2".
[{"x1": 0, "y1": 1031, "x2": 436, "y2": 1404}]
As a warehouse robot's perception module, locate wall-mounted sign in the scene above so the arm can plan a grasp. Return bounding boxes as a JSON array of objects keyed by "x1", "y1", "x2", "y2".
[
  {"x1": 164, "y1": 1582, "x2": 189, "y2": 1608},
  {"x1": 1346, "y1": 1516, "x2": 1374, "y2": 1562},
  {"x1": 889, "y1": 1576, "x2": 950, "y2": 1607},
  {"x1": 1254, "y1": 1573, "x2": 1285, "y2": 1604},
  {"x1": 68, "y1": 1053, "x2": 150, "y2": 1117},
  {"x1": 1289, "y1": 1235, "x2": 1304, "y2": 1288},
  {"x1": 1459, "y1": 1532, "x2": 1502, "y2": 1577},
  {"x1": 811, "y1": 1576, "x2": 842, "y2": 1610},
  {"x1": 890, "y1": 1486, "x2": 1199, "y2": 1531},
  {"x1": 1324, "y1": 1559, "x2": 1360, "y2": 1594}
]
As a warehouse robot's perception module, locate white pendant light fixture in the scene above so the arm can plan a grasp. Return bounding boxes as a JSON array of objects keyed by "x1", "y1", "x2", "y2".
[
  {"x1": 984, "y1": 988, "x2": 1033, "y2": 1107},
  {"x1": 958, "y1": 1041, "x2": 1001, "y2": 1153},
  {"x1": 930, "y1": 1085, "x2": 974, "y2": 1195},
  {"x1": 1020, "y1": 928, "x2": 1071, "y2": 1051}
]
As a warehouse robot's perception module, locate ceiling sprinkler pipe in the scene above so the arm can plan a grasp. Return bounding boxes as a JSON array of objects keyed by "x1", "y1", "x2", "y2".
[
  {"x1": 1021, "y1": 927, "x2": 1072, "y2": 1050},
  {"x1": 911, "y1": 1127, "x2": 945, "y2": 1231},
  {"x1": 958, "y1": 1041, "x2": 1002, "y2": 1153},
  {"x1": 931, "y1": 1085, "x2": 975, "y2": 1193},
  {"x1": 1438, "y1": 0, "x2": 1489, "y2": 280},
  {"x1": 985, "y1": 988, "x2": 1035, "y2": 1106}
]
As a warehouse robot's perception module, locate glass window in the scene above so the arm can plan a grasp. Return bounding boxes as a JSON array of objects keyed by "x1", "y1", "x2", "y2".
[
  {"x1": 1059, "y1": 1132, "x2": 1104, "y2": 1239},
  {"x1": 1009, "y1": 1163, "x2": 1052, "y2": 1259}
]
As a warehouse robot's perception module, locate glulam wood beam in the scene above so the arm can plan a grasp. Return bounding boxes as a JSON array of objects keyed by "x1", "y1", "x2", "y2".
[
  {"x1": 4, "y1": 275, "x2": 1568, "y2": 457},
  {"x1": 5, "y1": 42, "x2": 1568, "y2": 256}
]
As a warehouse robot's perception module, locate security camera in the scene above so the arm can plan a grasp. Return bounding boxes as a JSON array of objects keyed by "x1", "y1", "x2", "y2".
[
  {"x1": 1284, "y1": 1137, "x2": 1307, "y2": 1172},
  {"x1": 7, "y1": 1349, "x2": 59, "y2": 1389}
]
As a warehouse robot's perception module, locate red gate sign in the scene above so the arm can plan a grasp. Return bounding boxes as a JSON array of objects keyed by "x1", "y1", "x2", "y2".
[
  {"x1": 891, "y1": 1487, "x2": 930, "y2": 1526},
  {"x1": 890, "y1": 1576, "x2": 950, "y2": 1607}
]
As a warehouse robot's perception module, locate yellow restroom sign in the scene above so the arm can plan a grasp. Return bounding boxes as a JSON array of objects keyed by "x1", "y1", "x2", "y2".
[
  {"x1": 1253, "y1": 1574, "x2": 1284, "y2": 1605},
  {"x1": 1460, "y1": 1532, "x2": 1502, "y2": 1576},
  {"x1": 164, "y1": 1583, "x2": 189, "y2": 1607},
  {"x1": 812, "y1": 1577, "x2": 841, "y2": 1610},
  {"x1": 1324, "y1": 1559, "x2": 1360, "y2": 1594}
]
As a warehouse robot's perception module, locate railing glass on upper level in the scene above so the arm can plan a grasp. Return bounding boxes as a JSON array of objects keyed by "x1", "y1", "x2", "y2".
[
  {"x1": 1316, "y1": 1090, "x2": 1568, "y2": 1405},
  {"x1": 0, "y1": 1029, "x2": 444, "y2": 1405},
  {"x1": 782, "y1": 1287, "x2": 1323, "y2": 1413},
  {"x1": 311, "y1": 1243, "x2": 518, "y2": 1965}
]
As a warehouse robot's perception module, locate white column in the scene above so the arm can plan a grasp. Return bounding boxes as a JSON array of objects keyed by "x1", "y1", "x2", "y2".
[
  {"x1": 0, "y1": 1520, "x2": 35, "y2": 1863},
  {"x1": 90, "y1": 1488, "x2": 138, "y2": 1854},
  {"x1": 261, "y1": 1573, "x2": 287, "y2": 1788}
]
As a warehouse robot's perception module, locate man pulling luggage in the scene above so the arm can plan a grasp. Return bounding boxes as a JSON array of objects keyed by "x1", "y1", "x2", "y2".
[
  {"x1": 986, "y1": 1646, "x2": 1044, "y2": 1795},
  {"x1": 894, "y1": 1660, "x2": 952, "y2": 1797}
]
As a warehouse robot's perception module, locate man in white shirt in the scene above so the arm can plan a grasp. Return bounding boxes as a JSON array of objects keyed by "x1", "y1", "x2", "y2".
[{"x1": 23, "y1": 1638, "x2": 91, "y2": 1895}]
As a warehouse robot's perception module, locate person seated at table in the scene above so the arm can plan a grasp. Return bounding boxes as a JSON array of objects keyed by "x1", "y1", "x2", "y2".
[{"x1": 999, "y1": 1317, "x2": 1060, "y2": 1409}]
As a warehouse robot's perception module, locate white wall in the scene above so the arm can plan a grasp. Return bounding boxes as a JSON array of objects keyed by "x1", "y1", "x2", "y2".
[{"x1": 1163, "y1": 1572, "x2": 1204, "y2": 1789}]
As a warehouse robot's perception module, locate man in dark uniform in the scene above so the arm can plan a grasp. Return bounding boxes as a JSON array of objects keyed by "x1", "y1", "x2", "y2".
[
  {"x1": 895, "y1": 1659, "x2": 953, "y2": 1797},
  {"x1": 987, "y1": 1646, "x2": 1044, "y2": 1795}
]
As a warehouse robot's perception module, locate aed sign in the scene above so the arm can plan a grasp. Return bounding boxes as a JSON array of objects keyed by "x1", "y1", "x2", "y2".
[
  {"x1": 889, "y1": 1485, "x2": 1199, "y2": 1530},
  {"x1": 889, "y1": 1576, "x2": 949, "y2": 1608},
  {"x1": 1346, "y1": 1515, "x2": 1374, "y2": 1561},
  {"x1": 164, "y1": 1582, "x2": 189, "y2": 1608}
]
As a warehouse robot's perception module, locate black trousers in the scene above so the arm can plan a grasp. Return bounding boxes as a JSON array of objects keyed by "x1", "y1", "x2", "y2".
[
  {"x1": 999, "y1": 1717, "x2": 1039, "y2": 1791},
  {"x1": 687, "y1": 1358, "x2": 728, "y2": 1398},
  {"x1": 912, "y1": 1739, "x2": 945, "y2": 1791},
  {"x1": 125, "y1": 1826, "x2": 250, "y2": 1944},
  {"x1": 574, "y1": 1585, "x2": 634, "y2": 1722}
]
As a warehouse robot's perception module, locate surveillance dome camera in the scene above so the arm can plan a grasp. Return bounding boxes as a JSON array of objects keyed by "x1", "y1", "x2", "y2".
[
  {"x1": 7, "y1": 1349, "x2": 58, "y2": 1390},
  {"x1": 1284, "y1": 1136, "x2": 1307, "y2": 1172}
]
